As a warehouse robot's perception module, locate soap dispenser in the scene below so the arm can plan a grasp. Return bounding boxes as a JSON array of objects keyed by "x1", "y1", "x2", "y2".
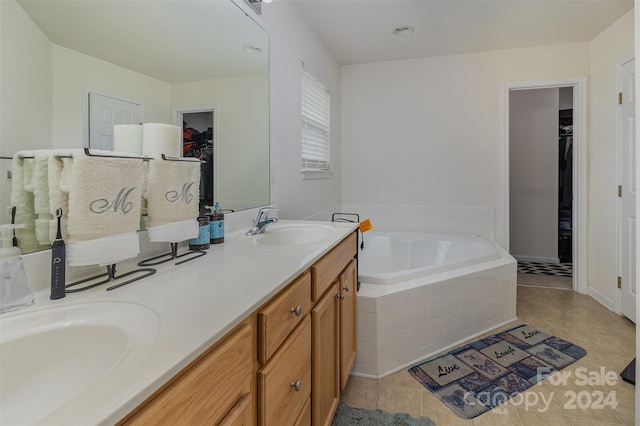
[
  {"x1": 206, "y1": 202, "x2": 225, "y2": 244},
  {"x1": 0, "y1": 224, "x2": 34, "y2": 314}
]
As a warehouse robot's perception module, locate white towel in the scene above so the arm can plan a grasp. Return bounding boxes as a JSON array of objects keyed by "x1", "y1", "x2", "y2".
[
  {"x1": 114, "y1": 124, "x2": 143, "y2": 155},
  {"x1": 65, "y1": 149, "x2": 145, "y2": 242},
  {"x1": 47, "y1": 149, "x2": 71, "y2": 242},
  {"x1": 147, "y1": 219, "x2": 198, "y2": 243},
  {"x1": 144, "y1": 158, "x2": 200, "y2": 230},
  {"x1": 66, "y1": 231, "x2": 140, "y2": 266},
  {"x1": 33, "y1": 151, "x2": 54, "y2": 245},
  {"x1": 142, "y1": 123, "x2": 181, "y2": 159},
  {"x1": 10, "y1": 151, "x2": 47, "y2": 252},
  {"x1": 33, "y1": 151, "x2": 52, "y2": 216},
  {"x1": 22, "y1": 157, "x2": 35, "y2": 192}
]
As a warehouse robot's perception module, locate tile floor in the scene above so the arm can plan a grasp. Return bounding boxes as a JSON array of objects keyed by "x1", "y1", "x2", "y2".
[
  {"x1": 340, "y1": 277, "x2": 636, "y2": 425},
  {"x1": 517, "y1": 273, "x2": 573, "y2": 291}
]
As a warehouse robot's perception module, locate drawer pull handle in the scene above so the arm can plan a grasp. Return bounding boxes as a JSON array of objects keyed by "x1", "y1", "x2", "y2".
[
  {"x1": 337, "y1": 294, "x2": 345, "y2": 300},
  {"x1": 343, "y1": 285, "x2": 350, "y2": 292},
  {"x1": 290, "y1": 380, "x2": 302, "y2": 392},
  {"x1": 290, "y1": 305, "x2": 302, "y2": 316}
]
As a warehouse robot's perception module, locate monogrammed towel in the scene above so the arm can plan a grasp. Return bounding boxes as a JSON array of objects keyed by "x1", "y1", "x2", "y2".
[
  {"x1": 10, "y1": 151, "x2": 46, "y2": 252},
  {"x1": 65, "y1": 149, "x2": 144, "y2": 242},
  {"x1": 144, "y1": 158, "x2": 200, "y2": 232}
]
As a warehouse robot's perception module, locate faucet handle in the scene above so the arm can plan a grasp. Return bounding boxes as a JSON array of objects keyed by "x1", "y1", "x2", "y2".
[{"x1": 256, "y1": 207, "x2": 279, "y2": 223}]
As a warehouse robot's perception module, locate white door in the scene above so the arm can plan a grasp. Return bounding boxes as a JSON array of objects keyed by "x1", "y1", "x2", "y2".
[
  {"x1": 88, "y1": 93, "x2": 143, "y2": 150},
  {"x1": 620, "y1": 58, "x2": 636, "y2": 323}
]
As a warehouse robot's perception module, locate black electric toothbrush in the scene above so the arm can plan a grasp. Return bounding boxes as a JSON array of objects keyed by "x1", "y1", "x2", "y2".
[
  {"x1": 10, "y1": 206, "x2": 17, "y2": 247},
  {"x1": 50, "y1": 208, "x2": 66, "y2": 300}
]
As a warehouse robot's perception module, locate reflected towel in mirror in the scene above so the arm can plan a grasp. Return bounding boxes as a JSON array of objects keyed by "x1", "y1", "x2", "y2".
[
  {"x1": 33, "y1": 151, "x2": 53, "y2": 245},
  {"x1": 47, "y1": 150, "x2": 71, "y2": 243},
  {"x1": 10, "y1": 151, "x2": 46, "y2": 252}
]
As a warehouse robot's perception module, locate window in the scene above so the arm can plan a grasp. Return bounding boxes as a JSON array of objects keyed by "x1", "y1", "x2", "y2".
[{"x1": 301, "y1": 68, "x2": 331, "y2": 178}]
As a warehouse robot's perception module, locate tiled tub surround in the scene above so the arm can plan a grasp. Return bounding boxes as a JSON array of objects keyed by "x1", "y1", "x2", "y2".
[
  {"x1": 353, "y1": 242, "x2": 517, "y2": 379},
  {"x1": 306, "y1": 203, "x2": 517, "y2": 379}
]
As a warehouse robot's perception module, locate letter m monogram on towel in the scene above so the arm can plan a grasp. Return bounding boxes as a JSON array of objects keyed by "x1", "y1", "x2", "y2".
[
  {"x1": 90, "y1": 187, "x2": 137, "y2": 214},
  {"x1": 165, "y1": 182, "x2": 195, "y2": 204}
]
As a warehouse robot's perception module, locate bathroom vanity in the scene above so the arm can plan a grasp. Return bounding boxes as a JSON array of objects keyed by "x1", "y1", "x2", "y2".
[{"x1": 0, "y1": 220, "x2": 358, "y2": 426}]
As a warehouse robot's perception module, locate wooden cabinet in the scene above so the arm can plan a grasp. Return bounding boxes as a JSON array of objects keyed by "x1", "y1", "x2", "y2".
[
  {"x1": 311, "y1": 235, "x2": 358, "y2": 426},
  {"x1": 311, "y1": 283, "x2": 340, "y2": 426},
  {"x1": 339, "y1": 259, "x2": 357, "y2": 391},
  {"x1": 312, "y1": 233, "x2": 357, "y2": 302},
  {"x1": 258, "y1": 316, "x2": 311, "y2": 426},
  {"x1": 121, "y1": 320, "x2": 253, "y2": 426},
  {"x1": 121, "y1": 231, "x2": 357, "y2": 426},
  {"x1": 258, "y1": 271, "x2": 311, "y2": 364}
]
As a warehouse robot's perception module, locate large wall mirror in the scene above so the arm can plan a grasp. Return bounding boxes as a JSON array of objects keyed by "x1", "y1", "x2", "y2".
[{"x1": 1, "y1": 0, "x2": 270, "y2": 254}]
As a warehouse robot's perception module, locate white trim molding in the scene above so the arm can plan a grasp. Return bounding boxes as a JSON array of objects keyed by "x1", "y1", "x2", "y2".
[{"x1": 502, "y1": 77, "x2": 588, "y2": 295}]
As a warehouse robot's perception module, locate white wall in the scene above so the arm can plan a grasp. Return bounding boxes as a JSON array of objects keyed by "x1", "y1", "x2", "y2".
[
  {"x1": 509, "y1": 88, "x2": 559, "y2": 262},
  {"x1": 1, "y1": 0, "x2": 52, "y2": 227},
  {"x1": 588, "y1": 10, "x2": 634, "y2": 307},
  {"x1": 234, "y1": 1, "x2": 342, "y2": 220},
  {"x1": 51, "y1": 45, "x2": 172, "y2": 149},
  {"x1": 172, "y1": 74, "x2": 269, "y2": 210},
  {"x1": 340, "y1": 43, "x2": 590, "y2": 246},
  {"x1": 1, "y1": 0, "x2": 52, "y2": 156}
]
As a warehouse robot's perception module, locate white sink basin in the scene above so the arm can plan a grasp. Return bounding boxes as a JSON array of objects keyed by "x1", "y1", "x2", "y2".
[
  {"x1": 0, "y1": 301, "x2": 160, "y2": 425},
  {"x1": 253, "y1": 223, "x2": 336, "y2": 246}
]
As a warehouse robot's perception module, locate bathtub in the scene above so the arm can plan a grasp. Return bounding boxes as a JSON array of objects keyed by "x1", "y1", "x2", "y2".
[
  {"x1": 359, "y1": 232, "x2": 501, "y2": 284},
  {"x1": 353, "y1": 231, "x2": 517, "y2": 379}
]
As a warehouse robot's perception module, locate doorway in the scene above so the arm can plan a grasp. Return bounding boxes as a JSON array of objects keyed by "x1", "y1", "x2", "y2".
[
  {"x1": 503, "y1": 78, "x2": 588, "y2": 294},
  {"x1": 174, "y1": 106, "x2": 217, "y2": 214}
]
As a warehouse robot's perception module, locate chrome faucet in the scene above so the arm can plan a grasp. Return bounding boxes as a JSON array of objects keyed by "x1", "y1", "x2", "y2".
[{"x1": 246, "y1": 207, "x2": 279, "y2": 236}]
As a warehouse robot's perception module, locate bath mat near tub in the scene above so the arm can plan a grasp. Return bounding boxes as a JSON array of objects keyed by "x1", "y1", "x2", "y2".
[{"x1": 408, "y1": 324, "x2": 586, "y2": 419}]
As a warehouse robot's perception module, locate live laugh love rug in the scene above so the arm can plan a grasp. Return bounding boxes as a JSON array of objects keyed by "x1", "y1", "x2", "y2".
[{"x1": 408, "y1": 324, "x2": 586, "y2": 419}]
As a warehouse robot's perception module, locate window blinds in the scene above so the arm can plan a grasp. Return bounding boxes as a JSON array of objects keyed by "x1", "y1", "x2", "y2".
[{"x1": 301, "y1": 69, "x2": 330, "y2": 171}]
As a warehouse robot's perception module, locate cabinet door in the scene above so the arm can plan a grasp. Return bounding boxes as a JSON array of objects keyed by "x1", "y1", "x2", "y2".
[
  {"x1": 339, "y1": 259, "x2": 357, "y2": 391},
  {"x1": 219, "y1": 393, "x2": 252, "y2": 426},
  {"x1": 311, "y1": 283, "x2": 340, "y2": 426},
  {"x1": 122, "y1": 322, "x2": 253, "y2": 425},
  {"x1": 258, "y1": 316, "x2": 311, "y2": 426}
]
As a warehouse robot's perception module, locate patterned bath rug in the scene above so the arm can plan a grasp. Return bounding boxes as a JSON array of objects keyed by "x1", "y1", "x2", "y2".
[
  {"x1": 331, "y1": 405, "x2": 435, "y2": 426},
  {"x1": 408, "y1": 324, "x2": 586, "y2": 420}
]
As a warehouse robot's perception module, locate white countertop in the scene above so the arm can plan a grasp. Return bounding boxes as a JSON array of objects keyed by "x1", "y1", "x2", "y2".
[{"x1": 0, "y1": 220, "x2": 357, "y2": 425}]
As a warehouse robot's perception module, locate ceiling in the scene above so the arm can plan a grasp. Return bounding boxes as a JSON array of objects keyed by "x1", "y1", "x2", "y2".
[
  {"x1": 16, "y1": 0, "x2": 634, "y2": 80},
  {"x1": 17, "y1": 0, "x2": 268, "y2": 83},
  {"x1": 290, "y1": 0, "x2": 634, "y2": 65}
]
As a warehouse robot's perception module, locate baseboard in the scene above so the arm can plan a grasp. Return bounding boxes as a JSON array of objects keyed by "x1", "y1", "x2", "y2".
[
  {"x1": 513, "y1": 255, "x2": 560, "y2": 264},
  {"x1": 588, "y1": 287, "x2": 616, "y2": 312}
]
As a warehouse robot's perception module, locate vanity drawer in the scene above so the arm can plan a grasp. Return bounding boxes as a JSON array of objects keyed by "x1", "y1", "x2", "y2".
[
  {"x1": 258, "y1": 271, "x2": 311, "y2": 364},
  {"x1": 258, "y1": 316, "x2": 311, "y2": 426},
  {"x1": 311, "y1": 232, "x2": 357, "y2": 301}
]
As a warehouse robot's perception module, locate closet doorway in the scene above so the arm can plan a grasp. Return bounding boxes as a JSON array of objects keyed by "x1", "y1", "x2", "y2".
[
  {"x1": 503, "y1": 78, "x2": 587, "y2": 294},
  {"x1": 174, "y1": 106, "x2": 217, "y2": 214}
]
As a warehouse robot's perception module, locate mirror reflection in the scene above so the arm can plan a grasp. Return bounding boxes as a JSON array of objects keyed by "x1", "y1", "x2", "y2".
[{"x1": 1, "y1": 0, "x2": 270, "y2": 254}]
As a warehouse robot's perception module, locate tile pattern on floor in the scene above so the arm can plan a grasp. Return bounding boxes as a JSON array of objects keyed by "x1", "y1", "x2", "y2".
[
  {"x1": 340, "y1": 280, "x2": 636, "y2": 425},
  {"x1": 517, "y1": 262, "x2": 573, "y2": 277}
]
